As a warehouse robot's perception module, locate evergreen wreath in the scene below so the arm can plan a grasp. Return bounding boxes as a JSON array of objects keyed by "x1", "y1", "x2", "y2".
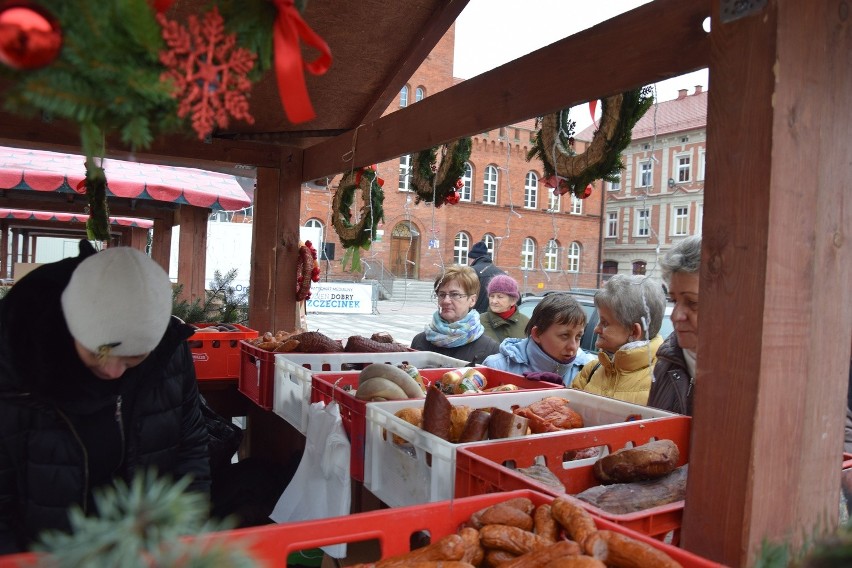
[
  {"x1": 527, "y1": 87, "x2": 653, "y2": 199},
  {"x1": 410, "y1": 137, "x2": 472, "y2": 207},
  {"x1": 332, "y1": 167, "x2": 384, "y2": 271}
]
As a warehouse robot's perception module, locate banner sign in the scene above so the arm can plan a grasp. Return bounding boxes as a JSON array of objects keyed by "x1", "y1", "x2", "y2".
[{"x1": 306, "y1": 282, "x2": 373, "y2": 314}]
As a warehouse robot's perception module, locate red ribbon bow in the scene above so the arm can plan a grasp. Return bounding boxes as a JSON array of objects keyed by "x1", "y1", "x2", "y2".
[
  {"x1": 355, "y1": 166, "x2": 384, "y2": 188},
  {"x1": 272, "y1": 0, "x2": 332, "y2": 124}
]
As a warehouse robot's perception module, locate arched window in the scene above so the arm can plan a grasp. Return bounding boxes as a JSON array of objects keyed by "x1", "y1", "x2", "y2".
[
  {"x1": 567, "y1": 242, "x2": 581, "y2": 273},
  {"x1": 483, "y1": 165, "x2": 498, "y2": 204},
  {"x1": 415, "y1": 87, "x2": 425, "y2": 102},
  {"x1": 304, "y1": 218, "x2": 324, "y2": 242},
  {"x1": 544, "y1": 239, "x2": 559, "y2": 271},
  {"x1": 400, "y1": 85, "x2": 409, "y2": 108},
  {"x1": 524, "y1": 172, "x2": 538, "y2": 209},
  {"x1": 548, "y1": 191, "x2": 561, "y2": 212},
  {"x1": 483, "y1": 233, "x2": 496, "y2": 260},
  {"x1": 632, "y1": 260, "x2": 647, "y2": 275},
  {"x1": 454, "y1": 232, "x2": 471, "y2": 264},
  {"x1": 521, "y1": 238, "x2": 536, "y2": 270},
  {"x1": 460, "y1": 162, "x2": 472, "y2": 201},
  {"x1": 398, "y1": 154, "x2": 411, "y2": 191},
  {"x1": 570, "y1": 194, "x2": 583, "y2": 215}
]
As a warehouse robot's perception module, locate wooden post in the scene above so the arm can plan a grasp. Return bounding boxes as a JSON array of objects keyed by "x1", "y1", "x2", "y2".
[
  {"x1": 682, "y1": 1, "x2": 852, "y2": 565},
  {"x1": 151, "y1": 216, "x2": 173, "y2": 272},
  {"x1": 0, "y1": 219, "x2": 7, "y2": 280},
  {"x1": 248, "y1": 148, "x2": 303, "y2": 334},
  {"x1": 176, "y1": 206, "x2": 209, "y2": 303}
]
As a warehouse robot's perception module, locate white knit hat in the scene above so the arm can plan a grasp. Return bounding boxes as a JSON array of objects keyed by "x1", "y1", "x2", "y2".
[{"x1": 61, "y1": 247, "x2": 172, "y2": 357}]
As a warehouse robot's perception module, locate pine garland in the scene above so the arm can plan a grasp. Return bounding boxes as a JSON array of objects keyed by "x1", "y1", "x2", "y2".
[
  {"x1": 332, "y1": 168, "x2": 385, "y2": 272},
  {"x1": 527, "y1": 87, "x2": 653, "y2": 199},
  {"x1": 83, "y1": 160, "x2": 110, "y2": 242}
]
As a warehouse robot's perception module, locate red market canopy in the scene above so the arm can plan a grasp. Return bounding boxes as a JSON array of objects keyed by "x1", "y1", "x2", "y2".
[
  {"x1": 0, "y1": 146, "x2": 251, "y2": 212},
  {"x1": 0, "y1": 208, "x2": 153, "y2": 229}
]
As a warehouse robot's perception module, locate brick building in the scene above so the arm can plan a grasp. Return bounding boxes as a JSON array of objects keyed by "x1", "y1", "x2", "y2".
[
  {"x1": 299, "y1": 25, "x2": 603, "y2": 295},
  {"x1": 578, "y1": 86, "x2": 707, "y2": 281}
]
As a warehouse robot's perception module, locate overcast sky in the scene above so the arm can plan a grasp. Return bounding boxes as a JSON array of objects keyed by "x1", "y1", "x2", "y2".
[{"x1": 454, "y1": 0, "x2": 709, "y2": 131}]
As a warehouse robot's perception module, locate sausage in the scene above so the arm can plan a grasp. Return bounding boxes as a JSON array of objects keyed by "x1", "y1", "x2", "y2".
[
  {"x1": 479, "y1": 524, "x2": 553, "y2": 556},
  {"x1": 533, "y1": 504, "x2": 559, "y2": 542},
  {"x1": 588, "y1": 530, "x2": 683, "y2": 568},
  {"x1": 468, "y1": 497, "x2": 535, "y2": 528},
  {"x1": 373, "y1": 533, "x2": 466, "y2": 567},
  {"x1": 500, "y1": 540, "x2": 582, "y2": 567},
  {"x1": 551, "y1": 496, "x2": 597, "y2": 548}
]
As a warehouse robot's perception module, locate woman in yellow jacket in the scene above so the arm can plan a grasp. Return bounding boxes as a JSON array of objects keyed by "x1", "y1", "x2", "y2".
[{"x1": 572, "y1": 275, "x2": 666, "y2": 405}]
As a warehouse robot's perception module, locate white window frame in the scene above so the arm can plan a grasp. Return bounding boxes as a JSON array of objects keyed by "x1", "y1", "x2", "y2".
[
  {"x1": 548, "y1": 191, "x2": 561, "y2": 212},
  {"x1": 608, "y1": 172, "x2": 621, "y2": 191},
  {"x1": 698, "y1": 150, "x2": 706, "y2": 181},
  {"x1": 454, "y1": 232, "x2": 470, "y2": 264},
  {"x1": 606, "y1": 211, "x2": 619, "y2": 238},
  {"x1": 304, "y1": 218, "x2": 324, "y2": 244},
  {"x1": 635, "y1": 208, "x2": 650, "y2": 237},
  {"x1": 483, "y1": 165, "x2": 498, "y2": 205},
  {"x1": 672, "y1": 205, "x2": 689, "y2": 236},
  {"x1": 398, "y1": 154, "x2": 411, "y2": 191},
  {"x1": 483, "y1": 233, "x2": 496, "y2": 261},
  {"x1": 639, "y1": 160, "x2": 653, "y2": 187},
  {"x1": 697, "y1": 204, "x2": 704, "y2": 234},
  {"x1": 524, "y1": 172, "x2": 538, "y2": 209},
  {"x1": 521, "y1": 238, "x2": 535, "y2": 270},
  {"x1": 567, "y1": 242, "x2": 581, "y2": 273},
  {"x1": 399, "y1": 85, "x2": 409, "y2": 108},
  {"x1": 415, "y1": 87, "x2": 425, "y2": 102},
  {"x1": 460, "y1": 162, "x2": 472, "y2": 201},
  {"x1": 544, "y1": 239, "x2": 559, "y2": 271},
  {"x1": 570, "y1": 194, "x2": 583, "y2": 215},
  {"x1": 676, "y1": 154, "x2": 691, "y2": 183}
]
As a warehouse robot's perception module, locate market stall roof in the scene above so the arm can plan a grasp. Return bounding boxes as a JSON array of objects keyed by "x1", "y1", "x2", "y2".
[
  {"x1": 0, "y1": 208, "x2": 153, "y2": 229},
  {"x1": 0, "y1": 146, "x2": 251, "y2": 212}
]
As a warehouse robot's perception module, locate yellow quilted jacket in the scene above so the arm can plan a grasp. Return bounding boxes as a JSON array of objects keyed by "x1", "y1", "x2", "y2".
[{"x1": 571, "y1": 335, "x2": 664, "y2": 405}]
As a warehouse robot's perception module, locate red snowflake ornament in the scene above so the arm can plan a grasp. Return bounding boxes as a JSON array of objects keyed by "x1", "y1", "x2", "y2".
[{"x1": 158, "y1": 7, "x2": 256, "y2": 140}]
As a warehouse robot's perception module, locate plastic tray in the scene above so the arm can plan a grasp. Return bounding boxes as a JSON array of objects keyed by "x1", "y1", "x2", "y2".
[
  {"x1": 272, "y1": 351, "x2": 469, "y2": 434},
  {"x1": 365, "y1": 389, "x2": 676, "y2": 508},
  {"x1": 187, "y1": 323, "x2": 257, "y2": 380},
  {"x1": 310, "y1": 367, "x2": 562, "y2": 482},
  {"x1": 455, "y1": 415, "x2": 691, "y2": 542},
  {"x1": 0, "y1": 489, "x2": 723, "y2": 567}
]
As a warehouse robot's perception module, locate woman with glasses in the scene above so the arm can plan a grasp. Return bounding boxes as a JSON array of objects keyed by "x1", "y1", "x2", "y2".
[{"x1": 410, "y1": 264, "x2": 499, "y2": 365}]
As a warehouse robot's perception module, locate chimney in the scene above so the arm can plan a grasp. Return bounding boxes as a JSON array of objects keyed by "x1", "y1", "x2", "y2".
[
  {"x1": 694, "y1": 85, "x2": 703, "y2": 95},
  {"x1": 677, "y1": 89, "x2": 688, "y2": 100}
]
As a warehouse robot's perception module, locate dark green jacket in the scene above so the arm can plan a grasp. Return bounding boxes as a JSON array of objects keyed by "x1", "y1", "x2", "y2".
[{"x1": 480, "y1": 310, "x2": 529, "y2": 344}]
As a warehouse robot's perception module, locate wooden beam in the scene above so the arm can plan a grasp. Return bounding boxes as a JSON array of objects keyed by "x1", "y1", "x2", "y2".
[
  {"x1": 176, "y1": 205, "x2": 209, "y2": 303},
  {"x1": 151, "y1": 216, "x2": 173, "y2": 273},
  {"x1": 303, "y1": 0, "x2": 711, "y2": 180},
  {"x1": 358, "y1": 0, "x2": 470, "y2": 124},
  {"x1": 681, "y1": 1, "x2": 852, "y2": 565},
  {"x1": 0, "y1": 113, "x2": 282, "y2": 171},
  {"x1": 248, "y1": 147, "x2": 303, "y2": 334},
  {"x1": 0, "y1": 219, "x2": 7, "y2": 280}
]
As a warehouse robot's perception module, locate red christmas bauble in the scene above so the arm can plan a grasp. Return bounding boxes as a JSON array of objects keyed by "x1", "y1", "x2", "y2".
[
  {"x1": 581, "y1": 184, "x2": 593, "y2": 199},
  {"x1": 149, "y1": 0, "x2": 175, "y2": 12},
  {"x1": 454, "y1": 178, "x2": 463, "y2": 189},
  {"x1": 0, "y1": 4, "x2": 62, "y2": 70},
  {"x1": 445, "y1": 190, "x2": 460, "y2": 205}
]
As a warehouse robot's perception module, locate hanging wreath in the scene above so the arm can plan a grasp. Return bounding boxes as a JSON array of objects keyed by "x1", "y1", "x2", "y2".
[
  {"x1": 527, "y1": 87, "x2": 653, "y2": 199},
  {"x1": 332, "y1": 167, "x2": 385, "y2": 271},
  {"x1": 410, "y1": 137, "x2": 472, "y2": 207},
  {"x1": 295, "y1": 240, "x2": 320, "y2": 301}
]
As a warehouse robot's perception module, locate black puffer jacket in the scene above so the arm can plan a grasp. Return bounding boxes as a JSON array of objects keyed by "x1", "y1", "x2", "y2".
[
  {"x1": 410, "y1": 332, "x2": 499, "y2": 366},
  {"x1": 470, "y1": 255, "x2": 506, "y2": 315},
  {"x1": 647, "y1": 333, "x2": 694, "y2": 416},
  {"x1": 0, "y1": 243, "x2": 210, "y2": 553}
]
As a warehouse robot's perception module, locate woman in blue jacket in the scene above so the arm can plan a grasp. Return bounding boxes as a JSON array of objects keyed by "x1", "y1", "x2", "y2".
[
  {"x1": 483, "y1": 292, "x2": 595, "y2": 387},
  {"x1": 0, "y1": 242, "x2": 210, "y2": 553}
]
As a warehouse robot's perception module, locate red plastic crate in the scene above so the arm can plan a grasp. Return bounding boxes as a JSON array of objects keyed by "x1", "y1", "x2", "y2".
[
  {"x1": 455, "y1": 416, "x2": 691, "y2": 542},
  {"x1": 187, "y1": 323, "x2": 258, "y2": 380},
  {"x1": 0, "y1": 489, "x2": 724, "y2": 568},
  {"x1": 239, "y1": 340, "x2": 277, "y2": 409},
  {"x1": 310, "y1": 367, "x2": 561, "y2": 482}
]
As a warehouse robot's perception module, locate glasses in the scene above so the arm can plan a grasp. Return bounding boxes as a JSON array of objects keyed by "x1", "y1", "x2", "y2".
[{"x1": 433, "y1": 292, "x2": 469, "y2": 302}]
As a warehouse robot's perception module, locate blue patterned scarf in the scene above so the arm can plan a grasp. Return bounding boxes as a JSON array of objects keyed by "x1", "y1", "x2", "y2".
[{"x1": 424, "y1": 310, "x2": 484, "y2": 348}]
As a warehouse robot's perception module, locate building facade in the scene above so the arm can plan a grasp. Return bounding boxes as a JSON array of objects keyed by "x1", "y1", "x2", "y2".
[
  {"x1": 581, "y1": 86, "x2": 707, "y2": 281},
  {"x1": 299, "y1": 25, "x2": 603, "y2": 294}
]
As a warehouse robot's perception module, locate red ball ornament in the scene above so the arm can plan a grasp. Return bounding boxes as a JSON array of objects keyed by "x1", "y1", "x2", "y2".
[
  {"x1": 454, "y1": 178, "x2": 463, "y2": 190},
  {"x1": 581, "y1": 184, "x2": 593, "y2": 199},
  {"x1": 445, "y1": 190, "x2": 460, "y2": 205},
  {"x1": 0, "y1": 4, "x2": 62, "y2": 70}
]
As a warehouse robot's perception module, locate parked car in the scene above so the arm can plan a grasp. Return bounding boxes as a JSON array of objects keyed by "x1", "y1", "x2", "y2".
[{"x1": 517, "y1": 291, "x2": 674, "y2": 355}]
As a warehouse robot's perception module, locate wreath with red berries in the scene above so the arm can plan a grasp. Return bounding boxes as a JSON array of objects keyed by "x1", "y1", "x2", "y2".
[
  {"x1": 295, "y1": 240, "x2": 321, "y2": 301},
  {"x1": 527, "y1": 87, "x2": 653, "y2": 199},
  {"x1": 410, "y1": 137, "x2": 472, "y2": 207}
]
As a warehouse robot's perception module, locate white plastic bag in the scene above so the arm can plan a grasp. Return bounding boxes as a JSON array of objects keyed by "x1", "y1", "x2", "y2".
[{"x1": 270, "y1": 400, "x2": 351, "y2": 558}]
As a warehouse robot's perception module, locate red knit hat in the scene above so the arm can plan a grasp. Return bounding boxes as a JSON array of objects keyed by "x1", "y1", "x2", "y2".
[{"x1": 487, "y1": 274, "x2": 520, "y2": 300}]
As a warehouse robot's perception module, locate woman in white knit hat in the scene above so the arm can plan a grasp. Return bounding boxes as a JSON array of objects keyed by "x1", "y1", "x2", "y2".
[{"x1": 0, "y1": 241, "x2": 210, "y2": 554}]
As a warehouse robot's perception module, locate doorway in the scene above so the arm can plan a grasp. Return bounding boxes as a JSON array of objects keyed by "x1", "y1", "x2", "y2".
[{"x1": 390, "y1": 221, "x2": 420, "y2": 278}]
